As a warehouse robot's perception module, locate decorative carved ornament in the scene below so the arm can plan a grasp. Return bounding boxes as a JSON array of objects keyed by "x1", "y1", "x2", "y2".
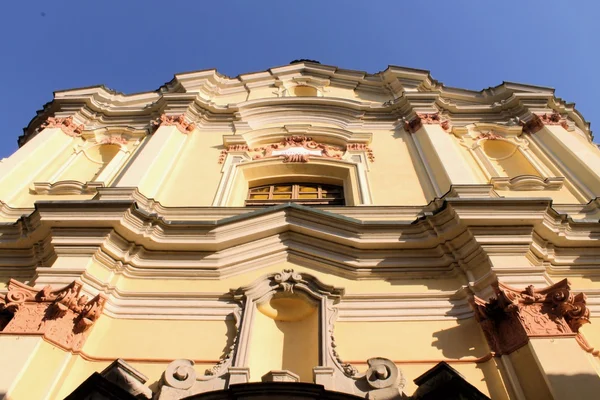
[
  {"x1": 0, "y1": 279, "x2": 105, "y2": 351},
  {"x1": 346, "y1": 143, "x2": 375, "y2": 162},
  {"x1": 403, "y1": 113, "x2": 451, "y2": 134},
  {"x1": 40, "y1": 116, "x2": 84, "y2": 137},
  {"x1": 521, "y1": 112, "x2": 568, "y2": 134},
  {"x1": 476, "y1": 131, "x2": 503, "y2": 141},
  {"x1": 217, "y1": 137, "x2": 375, "y2": 164},
  {"x1": 100, "y1": 136, "x2": 128, "y2": 145},
  {"x1": 470, "y1": 279, "x2": 589, "y2": 355},
  {"x1": 153, "y1": 114, "x2": 196, "y2": 134}
]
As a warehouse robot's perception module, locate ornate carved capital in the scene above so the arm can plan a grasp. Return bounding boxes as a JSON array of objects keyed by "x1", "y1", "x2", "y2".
[
  {"x1": 218, "y1": 145, "x2": 249, "y2": 164},
  {"x1": 153, "y1": 114, "x2": 196, "y2": 134},
  {"x1": 521, "y1": 112, "x2": 568, "y2": 134},
  {"x1": 470, "y1": 279, "x2": 589, "y2": 354},
  {"x1": 345, "y1": 143, "x2": 375, "y2": 162},
  {"x1": 40, "y1": 116, "x2": 84, "y2": 137},
  {"x1": 403, "y1": 113, "x2": 451, "y2": 134},
  {"x1": 0, "y1": 279, "x2": 105, "y2": 351}
]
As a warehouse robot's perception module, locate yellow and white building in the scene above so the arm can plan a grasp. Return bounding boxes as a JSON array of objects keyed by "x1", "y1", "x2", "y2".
[{"x1": 1, "y1": 60, "x2": 600, "y2": 400}]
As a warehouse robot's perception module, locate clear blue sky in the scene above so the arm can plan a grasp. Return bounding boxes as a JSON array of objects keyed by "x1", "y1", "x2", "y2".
[{"x1": 1, "y1": 1, "x2": 598, "y2": 158}]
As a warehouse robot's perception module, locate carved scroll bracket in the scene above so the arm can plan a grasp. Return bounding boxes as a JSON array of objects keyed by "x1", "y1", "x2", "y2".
[
  {"x1": 0, "y1": 279, "x2": 105, "y2": 351},
  {"x1": 153, "y1": 114, "x2": 196, "y2": 134},
  {"x1": 40, "y1": 116, "x2": 84, "y2": 137},
  {"x1": 403, "y1": 113, "x2": 451, "y2": 134},
  {"x1": 470, "y1": 279, "x2": 589, "y2": 355}
]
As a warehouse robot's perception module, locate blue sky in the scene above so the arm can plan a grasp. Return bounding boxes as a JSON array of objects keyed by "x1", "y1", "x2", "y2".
[{"x1": 1, "y1": 1, "x2": 598, "y2": 158}]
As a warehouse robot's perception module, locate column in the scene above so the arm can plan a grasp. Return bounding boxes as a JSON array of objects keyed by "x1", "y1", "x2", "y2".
[
  {"x1": 116, "y1": 115, "x2": 193, "y2": 198},
  {"x1": 470, "y1": 279, "x2": 600, "y2": 400},
  {"x1": 406, "y1": 113, "x2": 480, "y2": 196}
]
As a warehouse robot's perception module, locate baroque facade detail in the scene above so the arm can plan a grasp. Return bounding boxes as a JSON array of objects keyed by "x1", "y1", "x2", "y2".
[
  {"x1": 470, "y1": 279, "x2": 589, "y2": 354},
  {"x1": 152, "y1": 114, "x2": 196, "y2": 134},
  {"x1": 40, "y1": 116, "x2": 84, "y2": 137},
  {"x1": 218, "y1": 139, "x2": 375, "y2": 164},
  {"x1": 521, "y1": 112, "x2": 569, "y2": 134},
  {"x1": 403, "y1": 113, "x2": 451, "y2": 133},
  {"x1": 0, "y1": 279, "x2": 105, "y2": 351},
  {"x1": 251, "y1": 136, "x2": 344, "y2": 163}
]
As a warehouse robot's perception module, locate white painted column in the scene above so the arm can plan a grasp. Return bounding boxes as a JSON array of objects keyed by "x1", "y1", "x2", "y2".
[
  {"x1": 412, "y1": 125, "x2": 480, "y2": 195},
  {"x1": 116, "y1": 126, "x2": 189, "y2": 198},
  {"x1": 0, "y1": 128, "x2": 73, "y2": 202},
  {"x1": 531, "y1": 125, "x2": 600, "y2": 197}
]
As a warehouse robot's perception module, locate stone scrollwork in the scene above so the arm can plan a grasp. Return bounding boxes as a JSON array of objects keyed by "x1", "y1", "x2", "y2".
[
  {"x1": 156, "y1": 270, "x2": 406, "y2": 400},
  {"x1": 205, "y1": 306, "x2": 242, "y2": 376},
  {"x1": 470, "y1": 279, "x2": 590, "y2": 355},
  {"x1": 163, "y1": 359, "x2": 197, "y2": 390}
]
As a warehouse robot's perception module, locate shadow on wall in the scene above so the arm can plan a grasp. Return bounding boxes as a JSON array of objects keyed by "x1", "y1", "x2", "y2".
[
  {"x1": 546, "y1": 373, "x2": 600, "y2": 400},
  {"x1": 431, "y1": 320, "x2": 487, "y2": 359}
]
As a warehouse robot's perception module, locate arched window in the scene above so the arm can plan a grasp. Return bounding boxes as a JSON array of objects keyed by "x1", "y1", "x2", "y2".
[{"x1": 246, "y1": 183, "x2": 344, "y2": 206}]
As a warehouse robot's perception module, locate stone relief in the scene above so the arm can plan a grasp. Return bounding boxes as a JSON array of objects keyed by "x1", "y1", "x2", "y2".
[
  {"x1": 40, "y1": 116, "x2": 84, "y2": 137},
  {"x1": 217, "y1": 137, "x2": 375, "y2": 164},
  {"x1": 0, "y1": 279, "x2": 105, "y2": 351},
  {"x1": 156, "y1": 269, "x2": 406, "y2": 400},
  {"x1": 403, "y1": 113, "x2": 451, "y2": 134},
  {"x1": 521, "y1": 112, "x2": 569, "y2": 134},
  {"x1": 153, "y1": 114, "x2": 196, "y2": 134},
  {"x1": 469, "y1": 279, "x2": 589, "y2": 354}
]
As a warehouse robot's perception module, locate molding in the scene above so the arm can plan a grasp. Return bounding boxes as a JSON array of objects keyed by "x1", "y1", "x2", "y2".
[
  {"x1": 490, "y1": 175, "x2": 564, "y2": 191},
  {"x1": 31, "y1": 180, "x2": 105, "y2": 195},
  {"x1": 19, "y1": 63, "x2": 592, "y2": 148}
]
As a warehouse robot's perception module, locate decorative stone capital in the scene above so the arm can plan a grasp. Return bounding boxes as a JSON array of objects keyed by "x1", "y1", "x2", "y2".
[
  {"x1": 0, "y1": 279, "x2": 105, "y2": 351},
  {"x1": 40, "y1": 116, "x2": 84, "y2": 137},
  {"x1": 345, "y1": 143, "x2": 375, "y2": 162},
  {"x1": 153, "y1": 114, "x2": 196, "y2": 134},
  {"x1": 521, "y1": 112, "x2": 568, "y2": 134},
  {"x1": 403, "y1": 113, "x2": 450, "y2": 134},
  {"x1": 469, "y1": 279, "x2": 589, "y2": 354}
]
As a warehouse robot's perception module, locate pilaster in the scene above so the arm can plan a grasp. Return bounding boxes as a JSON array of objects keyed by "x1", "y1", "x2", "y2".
[
  {"x1": 470, "y1": 279, "x2": 600, "y2": 399},
  {"x1": 525, "y1": 116, "x2": 600, "y2": 197},
  {"x1": 116, "y1": 117, "x2": 192, "y2": 198},
  {"x1": 406, "y1": 114, "x2": 480, "y2": 195},
  {"x1": 0, "y1": 127, "x2": 74, "y2": 203}
]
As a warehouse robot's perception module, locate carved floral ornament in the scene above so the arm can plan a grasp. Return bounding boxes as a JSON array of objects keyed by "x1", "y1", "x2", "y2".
[
  {"x1": 403, "y1": 112, "x2": 451, "y2": 134},
  {"x1": 0, "y1": 279, "x2": 105, "y2": 351},
  {"x1": 152, "y1": 114, "x2": 196, "y2": 134},
  {"x1": 469, "y1": 279, "x2": 590, "y2": 355},
  {"x1": 521, "y1": 112, "x2": 569, "y2": 134},
  {"x1": 40, "y1": 116, "x2": 85, "y2": 137},
  {"x1": 218, "y1": 136, "x2": 375, "y2": 164}
]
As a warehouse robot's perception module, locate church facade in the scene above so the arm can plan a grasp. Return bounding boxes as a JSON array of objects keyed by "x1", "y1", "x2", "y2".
[{"x1": 1, "y1": 61, "x2": 600, "y2": 399}]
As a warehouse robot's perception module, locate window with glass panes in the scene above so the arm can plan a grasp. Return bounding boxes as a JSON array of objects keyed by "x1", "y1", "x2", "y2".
[{"x1": 246, "y1": 183, "x2": 344, "y2": 205}]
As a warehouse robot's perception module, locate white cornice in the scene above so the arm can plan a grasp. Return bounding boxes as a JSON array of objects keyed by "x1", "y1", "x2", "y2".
[{"x1": 20, "y1": 62, "x2": 592, "y2": 146}]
